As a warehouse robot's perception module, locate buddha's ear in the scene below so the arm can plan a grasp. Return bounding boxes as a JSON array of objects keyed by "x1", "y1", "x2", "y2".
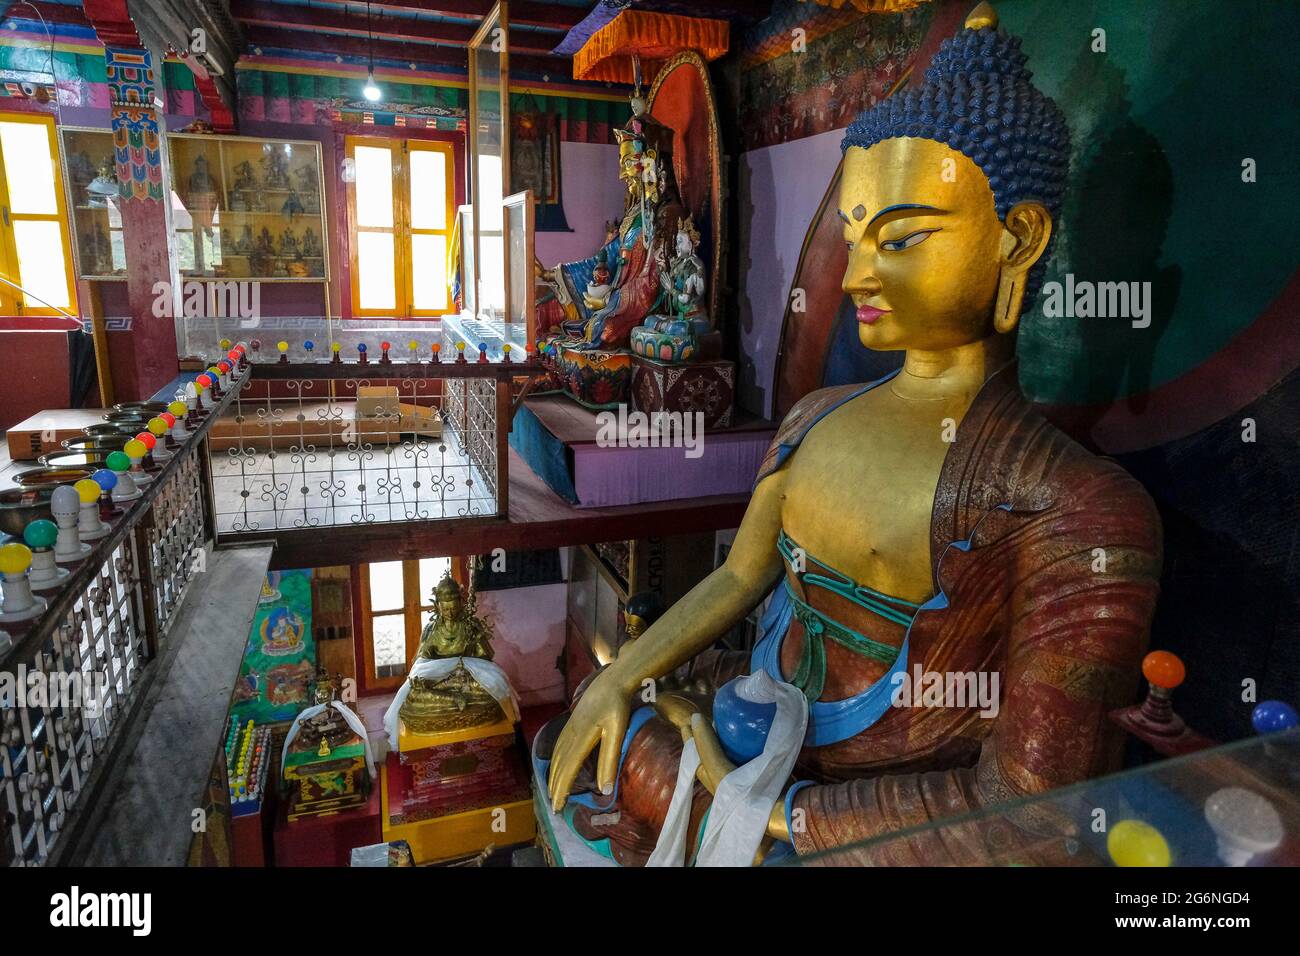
[{"x1": 993, "y1": 202, "x2": 1053, "y2": 334}]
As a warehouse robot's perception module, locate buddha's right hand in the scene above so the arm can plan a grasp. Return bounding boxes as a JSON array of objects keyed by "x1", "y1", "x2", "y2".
[{"x1": 547, "y1": 667, "x2": 630, "y2": 812}]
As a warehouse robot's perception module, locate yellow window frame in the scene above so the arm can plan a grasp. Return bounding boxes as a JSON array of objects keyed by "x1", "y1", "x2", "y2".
[
  {"x1": 345, "y1": 136, "x2": 455, "y2": 319},
  {"x1": 0, "y1": 112, "x2": 77, "y2": 316}
]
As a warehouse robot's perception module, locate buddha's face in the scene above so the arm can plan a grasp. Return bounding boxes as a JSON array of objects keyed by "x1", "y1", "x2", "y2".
[
  {"x1": 618, "y1": 139, "x2": 643, "y2": 196},
  {"x1": 436, "y1": 593, "x2": 462, "y2": 621},
  {"x1": 840, "y1": 138, "x2": 1006, "y2": 352},
  {"x1": 625, "y1": 614, "x2": 646, "y2": 640}
]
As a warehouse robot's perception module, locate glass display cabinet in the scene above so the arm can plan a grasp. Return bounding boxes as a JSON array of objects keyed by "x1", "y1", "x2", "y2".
[
  {"x1": 59, "y1": 127, "x2": 126, "y2": 279},
  {"x1": 167, "y1": 132, "x2": 328, "y2": 281},
  {"x1": 785, "y1": 730, "x2": 1300, "y2": 867},
  {"x1": 443, "y1": 0, "x2": 534, "y2": 358}
]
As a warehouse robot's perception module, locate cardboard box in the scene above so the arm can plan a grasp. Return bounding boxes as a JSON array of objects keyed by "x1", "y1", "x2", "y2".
[
  {"x1": 6, "y1": 408, "x2": 112, "y2": 461},
  {"x1": 356, "y1": 386, "x2": 402, "y2": 419}
]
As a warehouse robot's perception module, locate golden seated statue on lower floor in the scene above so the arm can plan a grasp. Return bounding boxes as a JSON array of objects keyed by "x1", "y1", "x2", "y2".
[
  {"x1": 398, "y1": 573, "x2": 502, "y2": 737},
  {"x1": 401, "y1": 662, "x2": 506, "y2": 735}
]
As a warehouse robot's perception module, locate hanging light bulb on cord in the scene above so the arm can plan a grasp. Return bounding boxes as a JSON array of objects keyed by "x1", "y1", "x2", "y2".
[{"x1": 363, "y1": 2, "x2": 381, "y2": 102}]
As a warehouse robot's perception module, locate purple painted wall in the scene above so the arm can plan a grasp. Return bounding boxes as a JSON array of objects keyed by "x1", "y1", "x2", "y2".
[
  {"x1": 535, "y1": 141, "x2": 624, "y2": 268},
  {"x1": 737, "y1": 127, "x2": 844, "y2": 418}
]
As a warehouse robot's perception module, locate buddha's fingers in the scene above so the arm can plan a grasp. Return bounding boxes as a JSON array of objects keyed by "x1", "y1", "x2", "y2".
[
  {"x1": 547, "y1": 724, "x2": 597, "y2": 812},
  {"x1": 595, "y1": 715, "x2": 627, "y2": 797}
]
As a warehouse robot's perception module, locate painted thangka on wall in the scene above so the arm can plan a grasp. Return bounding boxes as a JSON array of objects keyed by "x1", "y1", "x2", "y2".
[
  {"x1": 739, "y1": 0, "x2": 938, "y2": 150},
  {"x1": 229, "y1": 569, "x2": 316, "y2": 725}
]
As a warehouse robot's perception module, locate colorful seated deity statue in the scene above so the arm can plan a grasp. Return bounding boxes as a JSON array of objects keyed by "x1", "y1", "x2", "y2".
[
  {"x1": 534, "y1": 106, "x2": 692, "y2": 406},
  {"x1": 540, "y1": 3, "x2": 1162, "y2": 866},
  {"x1": 630, "y1": 215, "x2": 711, "y2": 363},
  {"x1": 281, "y1": 671, "x2": 372, "y2": 820}
]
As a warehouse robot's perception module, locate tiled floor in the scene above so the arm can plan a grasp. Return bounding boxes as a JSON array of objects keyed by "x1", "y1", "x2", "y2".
[{"x1": 210, "y1": 432, "x2": 498, "y2": 533}]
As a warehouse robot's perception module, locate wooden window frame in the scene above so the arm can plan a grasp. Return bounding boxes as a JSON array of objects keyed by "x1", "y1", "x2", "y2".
[
  {"x1": 352, "y1": 556, "x2": 460, "y2": 696},
  {"x1": 0, "y1": 112, "x2": 77, "y2": 315},
  {"x1": 345, "y1": 135, "x2": 455, "y2": 319}
]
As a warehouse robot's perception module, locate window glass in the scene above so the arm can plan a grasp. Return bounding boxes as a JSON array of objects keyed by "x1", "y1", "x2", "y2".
[
  {"x1": 354, "y1": 145, "x2": 394, "y2": 229},
  {"x1": 409, "y1": 149, "x2": 446, "y2": 230},
  {"x1": 368, "y1": 560, "x2": 405, "y2": 612},
  {"x1": 357, "y1": 232, "x2": 396, "y2": 310},
  {"x1": 13, "y1": 220, "x2": 70, "y2": 308},
  {"x1": 0, "y1": 121, "x2": 57, "y2": 214}
]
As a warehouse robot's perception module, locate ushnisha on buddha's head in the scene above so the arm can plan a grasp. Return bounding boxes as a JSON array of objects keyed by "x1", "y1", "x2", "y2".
[{"x1": 839, "y1": 3, "x2": 1070, "y2": 354}]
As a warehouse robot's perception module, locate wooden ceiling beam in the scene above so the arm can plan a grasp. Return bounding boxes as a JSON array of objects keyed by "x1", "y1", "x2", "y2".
[
  {"x1": 362, "y1": 1, "x2": 586, "y2": 31},
  {"x1": 244, "y1": 25, "x2": 571, "y2": 78},
  {"x1": 231, "y1": 0, "x2": 562, "y2": 57}
]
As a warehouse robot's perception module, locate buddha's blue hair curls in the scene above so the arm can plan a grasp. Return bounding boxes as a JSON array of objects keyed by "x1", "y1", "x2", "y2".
[{"x1": 843, "y1": 26, "x2": 1071, "y2": 309}]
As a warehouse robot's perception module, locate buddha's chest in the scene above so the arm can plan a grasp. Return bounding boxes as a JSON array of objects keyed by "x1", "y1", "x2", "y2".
[{"x1": 780, "y1": 388, "x2": 965, "y2": 601}]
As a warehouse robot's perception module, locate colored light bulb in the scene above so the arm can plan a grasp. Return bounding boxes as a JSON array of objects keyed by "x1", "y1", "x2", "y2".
[
  {"x1": 408, "y1": 339, "x2": 418, "y2": 351},
  {"x1": 381, "y1": 341, "x2": 391, "y2": 351},
  {"x1": 1107, "y1": 819, "x2": 1171, "y2": 867},
  {"x1": 304, "y1": 340, "x2": 315, "y2": 351},
  {"x1": 1252, "y1": 700, "x2": 1298, "y2": 734},
  {"x1": 123, "y1": 438, "x2": 147, "y2": 459},
  {"x1": 91, "y1": 468, "x2": 117, "y2": 491},
  {"x1": 105, "y1": 451, "x2": 130, "y2": 471},
  {"x1": 277, "y1": 341, "x2": 289, "y2": 353},
  {"x1": 74, "y1": 479, "x2": 101, "y2": 504},
  {"x1": 331, "y1": 342, "x2": 341, "y2": 353},
  {"x1": 1143, "y1": 651, "x2": 1186, "y2": 689},
  {"x1": 50, "y1": 485, "x2": 78, "y2": 517},
  {"x1": 0, "y1": 542, "x2": 33, "y2": 574},
  {"x1": 148, "y1": 417, "x2": 168, "y2": 436},
  {"x1": 456, "y1": 342, "x2": 465, "y2": 351},
  {"x1": 357, "y1": 343, "x2": 367, "y2": 353},
  {"x1": 135, "y1": 432, "x2": 156, "y2": 450},
  {"x1": 160, "y1": 412, "x2": 176, "y2": 428},
  {"x1": 196, "y1": 374, "x2": 212, "y2": 389},
  {"x1": 217, "y1": 361, "x2": 231, "y2": 374},
  {"x1": 219, "y1": 338, "x2": 231, "y2": 350},
  {"x1": 23, "y1": 519, "x2": 58, "y2": 550},
  {"x1": 167, "y1": 400, "x2": 187, "y2": 418}
]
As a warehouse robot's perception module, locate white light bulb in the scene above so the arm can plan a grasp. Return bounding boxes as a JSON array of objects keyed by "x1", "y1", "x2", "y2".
[{"x1": 363, "y1": 74, "x2": 381, "y2": 102}]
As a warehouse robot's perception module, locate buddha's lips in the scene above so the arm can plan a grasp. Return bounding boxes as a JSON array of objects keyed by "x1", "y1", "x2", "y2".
[{"x1": 857, "y1": 305, "x2": 890, "y2": 325}]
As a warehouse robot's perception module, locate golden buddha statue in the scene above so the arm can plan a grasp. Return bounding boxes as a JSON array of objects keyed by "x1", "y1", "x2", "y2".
[
  {"x1": 398, "y1": 574, "x2": 505, "y2": 735},
  {"x1": 400, "y1": 662, "x2": 506, "y2": 735},
  {"x1": 415, "y1": 574, "x2": 494, "y2": 661},
  {"x1": 542, "y1": 4, "x2": 1162, "y2": 866}
]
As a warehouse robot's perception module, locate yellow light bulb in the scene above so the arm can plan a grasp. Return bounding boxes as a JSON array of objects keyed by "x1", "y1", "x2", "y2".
[
  {"x1": 0, "y1": 542, "x2": 33, "y2": 575},
  {"x1": 148, "y1": 417, "x2": 168, "y2": 436},
  {"x1": 277, "y1": 341, "x2": 289, "y2": 353},
  {"x1": 331, "y1": 342, "x2": 341, "y2": 353},
  {"x1": 123, "y1": 438, "x2": 147, "y2": 459},
  {"x1": 74, "y1": 478, "x2": 101, "y2": 504},
  {"x1": 1107, "y1": 819, "x2": 1171, "y2": 867},
  {"x1": 168, "y1": 400, "x2": 187, "y2": 418}
]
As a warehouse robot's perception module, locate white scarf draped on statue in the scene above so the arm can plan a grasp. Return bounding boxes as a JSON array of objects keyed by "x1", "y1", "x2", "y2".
[
  {"x1": 280, "y1": 700, "x2": 377, "y2": 779},
  {"x1": 383, "y1": 656, "x2": 520, "y2": 750}
]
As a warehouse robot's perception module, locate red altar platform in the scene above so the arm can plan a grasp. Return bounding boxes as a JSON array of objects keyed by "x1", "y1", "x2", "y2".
[{"x1": 273, "y1": 786, "x2": 382, "y2": 867}]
